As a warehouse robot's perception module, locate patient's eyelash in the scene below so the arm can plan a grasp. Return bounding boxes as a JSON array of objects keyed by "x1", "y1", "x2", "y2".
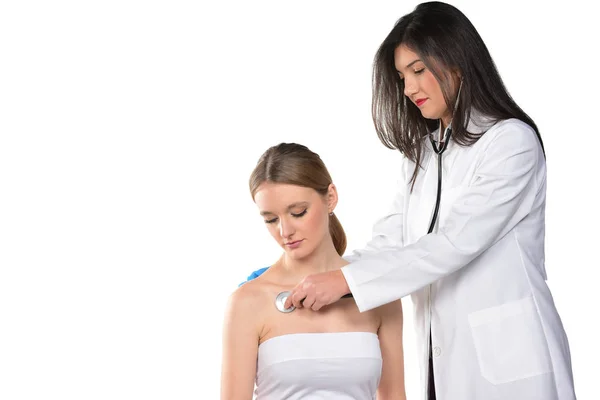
[
  {"x1": 264, "y1": 209, "x2": 307, "y2": 224},
  {"x1": 292, "y1": 209, "x2": 307, "y2": 218}
]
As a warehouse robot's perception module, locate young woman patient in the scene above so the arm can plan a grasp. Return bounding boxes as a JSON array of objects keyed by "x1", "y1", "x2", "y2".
[{"x1": 220, "y1": 143, "x2": 406, "y2": 400}]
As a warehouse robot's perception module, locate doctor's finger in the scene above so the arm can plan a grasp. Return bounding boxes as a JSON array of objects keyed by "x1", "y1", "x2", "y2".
[
  {"x1": 291, "y1": 290, "x2": 309, "y2": 309},
  {"x1": 311, "y1": 300, "x2": 325, "y2": 311},
  {"x1": 284, "y1": 288, "x2": 304, "y2": 309},
  {"x1": 301, "y1": 293, "x2": 316, "y2": 309},
  {"x1": 311, "y1": 292, "x2": 332, "y2": 311}
]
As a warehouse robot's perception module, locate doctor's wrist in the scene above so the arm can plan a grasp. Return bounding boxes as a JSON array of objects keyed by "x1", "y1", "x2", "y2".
[{"x1": 336, "y1": 268, "x2": 351, "y2": 296}]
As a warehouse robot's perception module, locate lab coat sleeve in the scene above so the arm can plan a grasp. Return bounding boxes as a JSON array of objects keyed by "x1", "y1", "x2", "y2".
[
  {"x1": 342, "y1": 121, "x2": 543, "y2": 312},
  {"x1": 343, "y1": 159, "x2": 409, "y2": 264}
]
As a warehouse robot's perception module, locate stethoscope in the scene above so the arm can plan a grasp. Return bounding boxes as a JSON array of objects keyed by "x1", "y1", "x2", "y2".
[
  {"x1": 427, "y1": 123, "x2": 452, "y2": 234},
  {"x1": 275, "y1": 83, "x2": 462, "y2": 313},
  {"x1": 275, "y1": 291, "x2": 296, "y2": 313}
]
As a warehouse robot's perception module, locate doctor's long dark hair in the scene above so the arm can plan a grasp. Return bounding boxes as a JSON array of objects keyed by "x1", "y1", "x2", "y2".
[
  {"x1": 249, "y1": 143, "x2": 347, "y2": 256},
  {"x1": 373, "y1": 1, "x2": 544, "y2": 185}
]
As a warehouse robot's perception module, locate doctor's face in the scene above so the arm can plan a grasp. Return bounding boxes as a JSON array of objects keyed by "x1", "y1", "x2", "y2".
[
  {"x1": 395, "y1": 44, "x2": 451, "y2": 124},
  {"x1": 254, "y1": 182, "x2": 333, "y2": 260}
]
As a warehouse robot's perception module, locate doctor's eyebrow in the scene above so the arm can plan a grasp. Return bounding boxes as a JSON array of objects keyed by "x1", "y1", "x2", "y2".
[{"x1": 260, "y1": 202, "x2": 309, "y2": 216}]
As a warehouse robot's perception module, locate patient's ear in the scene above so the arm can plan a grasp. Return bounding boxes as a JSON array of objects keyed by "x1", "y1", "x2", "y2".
[{"x1": 326, "y1": 183, "x2": 339, "y2": 213}]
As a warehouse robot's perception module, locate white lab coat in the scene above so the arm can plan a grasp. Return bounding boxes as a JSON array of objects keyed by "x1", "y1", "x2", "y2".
[{"x1": 342, "y1": 112, "x2": 576, "y2": 400}]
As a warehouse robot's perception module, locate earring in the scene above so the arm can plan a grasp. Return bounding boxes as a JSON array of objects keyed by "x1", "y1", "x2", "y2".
[{"x1": 329, "y1": 212, "x2": 334, "y2": 216}]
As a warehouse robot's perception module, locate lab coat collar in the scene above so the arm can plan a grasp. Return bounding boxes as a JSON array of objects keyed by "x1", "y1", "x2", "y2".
[{"x1": 428, "y1": 108, "x2": 496, "y2": 144}]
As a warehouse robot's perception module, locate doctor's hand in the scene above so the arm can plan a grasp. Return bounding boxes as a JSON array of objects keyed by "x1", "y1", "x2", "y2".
[{"x1": 284, "y1": 269, "x2": 351, "y2": 311}]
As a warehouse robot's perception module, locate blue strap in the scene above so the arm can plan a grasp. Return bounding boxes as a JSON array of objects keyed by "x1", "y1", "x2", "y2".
[{"x1": 238, "y1": 266, "x2": 269, "y2": 286}]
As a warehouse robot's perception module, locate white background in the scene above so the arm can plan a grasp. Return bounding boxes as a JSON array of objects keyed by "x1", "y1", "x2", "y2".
[{"x1": 0, "y1": 0, "x2": 597, "y2": 399}]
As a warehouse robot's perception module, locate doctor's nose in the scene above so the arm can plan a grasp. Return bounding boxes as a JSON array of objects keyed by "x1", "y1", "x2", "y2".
[{"x1": 404, "y1": 79, "x2": 418, "y2": 97}]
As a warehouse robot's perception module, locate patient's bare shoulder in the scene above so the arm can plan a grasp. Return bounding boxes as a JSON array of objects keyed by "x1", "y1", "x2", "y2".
[
  {"x1": 228, "y1": 277, "x2": 268, "y2": 309},
  {"x1": 224, "y1": 274, "x2": 273, "y2": 331}
]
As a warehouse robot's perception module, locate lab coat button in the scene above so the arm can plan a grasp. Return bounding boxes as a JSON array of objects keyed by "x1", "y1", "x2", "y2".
[{"x1": 433, "y1": 346, "x2": 441, "y2": 357}]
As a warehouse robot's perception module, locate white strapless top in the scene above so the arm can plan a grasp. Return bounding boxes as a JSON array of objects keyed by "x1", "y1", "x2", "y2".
[{"x1": 255, "y1": 332, "x2": 382, "y2": 400}]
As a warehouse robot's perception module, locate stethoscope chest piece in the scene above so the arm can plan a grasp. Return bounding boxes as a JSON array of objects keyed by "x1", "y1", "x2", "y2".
[{"x1": 275, "y1": 291, "x2": 296, "y2": 313}]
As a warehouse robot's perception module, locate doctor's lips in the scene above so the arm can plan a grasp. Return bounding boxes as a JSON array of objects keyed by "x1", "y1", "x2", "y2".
[
  {"x1": 285, "y1": 239, "x2": 304, "y2": 249},
  {"x1": 415, "y1": 98, "x2": 428, "y2": 107}
]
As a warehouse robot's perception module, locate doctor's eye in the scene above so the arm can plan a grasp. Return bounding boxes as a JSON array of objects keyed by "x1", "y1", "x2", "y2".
[{"x1": 291, "y1": 209, "x2": 307, "y2": 218}]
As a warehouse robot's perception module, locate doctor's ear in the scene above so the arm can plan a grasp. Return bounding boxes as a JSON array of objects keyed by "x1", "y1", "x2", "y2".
[
  {"x1": 455, "y1": 71, "x2": 463, "y2": 85},
  {"x1": 449, "y1": 68, "x2": 462, "y2": 83},
  {"x1": 325, "y1": 183, "x2": 339, "y2": 213}
]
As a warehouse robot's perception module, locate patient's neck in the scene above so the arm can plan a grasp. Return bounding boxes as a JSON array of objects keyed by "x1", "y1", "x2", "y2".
[{"x1": 280, "y1": 238, "x2": 347, "y2": 279}]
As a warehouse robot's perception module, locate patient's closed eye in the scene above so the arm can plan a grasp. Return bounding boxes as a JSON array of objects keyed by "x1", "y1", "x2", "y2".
[
  {"x1": 292, "y1": 209, "x2": 307, "y2": 218},
  {"x1": 264, "y1": 209, "x2": 307, "y2": 224}
]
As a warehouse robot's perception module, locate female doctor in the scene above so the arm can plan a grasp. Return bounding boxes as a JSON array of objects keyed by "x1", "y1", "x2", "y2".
[{"x1": 244, "y1": 2, "x2": 576, "y2": 399}]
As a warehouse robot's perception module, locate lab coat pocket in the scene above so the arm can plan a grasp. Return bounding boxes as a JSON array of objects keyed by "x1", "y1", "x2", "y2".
[{"x1": 468, "y1": 296, "x2": 552, "y2": 385}]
